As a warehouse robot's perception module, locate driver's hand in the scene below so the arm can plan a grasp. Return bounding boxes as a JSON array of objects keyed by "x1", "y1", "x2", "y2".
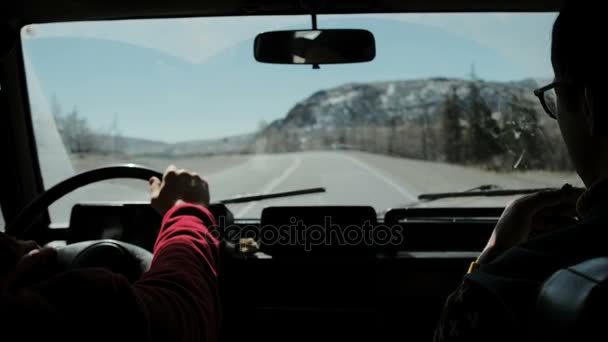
[
  {"x1": 477, "y1": 184, "x2": 584, "y2": 265},
  {"x1": 149, "y1": 165, "x2": 210, "y2": 216},
  {"x1": 0, "y1": 238, "x2": 57, "y2": 291}
]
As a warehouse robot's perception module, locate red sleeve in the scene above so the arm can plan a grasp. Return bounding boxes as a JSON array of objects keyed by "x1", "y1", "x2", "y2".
[
  {"x1": 133, "y1": 203, "x2": 221, "y2": 342},
  {"x1": 0, "y1": 204, "x2": 220, "y2": 342}
]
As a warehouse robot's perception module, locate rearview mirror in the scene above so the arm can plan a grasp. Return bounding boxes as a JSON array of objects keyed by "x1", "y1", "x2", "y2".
[{"x1": 254, "y1": 29, "x2": 375, "y2": 65}]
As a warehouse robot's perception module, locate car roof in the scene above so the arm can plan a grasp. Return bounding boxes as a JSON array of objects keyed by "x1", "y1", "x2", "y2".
[{"x1": 6, "y1": 0, "x2": 562, "y2": 24}]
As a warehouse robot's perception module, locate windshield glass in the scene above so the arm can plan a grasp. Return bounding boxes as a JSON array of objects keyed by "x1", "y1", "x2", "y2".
[{"x1": 21, "y1": 13, "x2": 583, "y2": 223}]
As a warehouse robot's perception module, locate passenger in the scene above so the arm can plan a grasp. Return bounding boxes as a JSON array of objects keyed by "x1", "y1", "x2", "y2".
[
  {"x1": 0, "y1": 165, "x2": 220, "y2": 342},
  {"x1": 434, "y1": 1, "x2": 605, "y2": 341}
]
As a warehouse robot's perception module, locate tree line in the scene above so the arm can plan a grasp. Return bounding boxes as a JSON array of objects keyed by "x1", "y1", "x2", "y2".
[{"x1": 51, "y1": 95, "x2": 126, "y2": 155}]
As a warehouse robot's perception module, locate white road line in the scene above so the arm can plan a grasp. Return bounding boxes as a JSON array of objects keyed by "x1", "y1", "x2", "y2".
[
  {"x1": 235, "y1": 155, "x2": 303, "y2": 217},
  {"x1": 335, "y1": 153, "x2": 418, "y2": 202}
]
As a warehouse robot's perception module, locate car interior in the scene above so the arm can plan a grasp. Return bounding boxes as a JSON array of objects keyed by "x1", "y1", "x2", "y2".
[{"x1": 2, "y1": 0, "x2": 604, "y2": 341}]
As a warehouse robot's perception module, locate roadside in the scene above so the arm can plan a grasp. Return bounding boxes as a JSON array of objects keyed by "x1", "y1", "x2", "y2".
[{"x1": 345, "y1": 150, "x2": 582, "y2": 194}]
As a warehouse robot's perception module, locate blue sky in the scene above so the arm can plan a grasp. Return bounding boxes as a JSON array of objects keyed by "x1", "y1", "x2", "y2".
[{"x1": 21, "y1": 13, "x2": 557, "y2": 142}]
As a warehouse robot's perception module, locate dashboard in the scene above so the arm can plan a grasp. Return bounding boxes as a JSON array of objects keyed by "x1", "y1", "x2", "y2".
[
  {"x1": 65, "y1": 203, "x2": 502, "y2": 255},
  {"x1": 61, "y1": 202, "x2": 502, "y2": 341}
]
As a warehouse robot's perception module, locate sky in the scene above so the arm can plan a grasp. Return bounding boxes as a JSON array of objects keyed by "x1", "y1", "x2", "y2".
[{"x1": 20, "y1": 13, "x2": 557, "y2": 142}]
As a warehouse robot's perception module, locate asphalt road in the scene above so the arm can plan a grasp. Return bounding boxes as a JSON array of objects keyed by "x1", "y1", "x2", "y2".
[
  {"x1": 205, "y1": 151, "x2": 581, "y2": 218},
  {"x1": 206, "y1": 152, "x2": 420, "y2": 218},
  {"x1": 40, "y1": 151, "x2": 581, "y2": 223}
]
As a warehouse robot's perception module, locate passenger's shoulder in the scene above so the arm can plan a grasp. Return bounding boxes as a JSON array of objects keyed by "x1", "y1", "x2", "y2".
[
  {"x1": 466, "y1": 219, "x2": 604, "y2": 306},
  {"x1": 521, "y1": 216, "x2": 608, "y2": 262}
]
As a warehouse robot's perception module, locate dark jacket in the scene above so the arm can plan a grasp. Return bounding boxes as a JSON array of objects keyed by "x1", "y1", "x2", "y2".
[{"x1": 434, "y1": 202, "x2": 608, "y2": 342}]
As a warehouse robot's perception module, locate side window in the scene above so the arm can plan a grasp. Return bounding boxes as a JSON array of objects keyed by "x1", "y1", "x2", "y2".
[{"x1": 0, "y1": 209, "x2": 4, "y2": 232}]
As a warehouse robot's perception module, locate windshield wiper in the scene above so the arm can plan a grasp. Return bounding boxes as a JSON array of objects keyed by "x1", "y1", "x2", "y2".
[
  {"x1": 417, "y1": 184, "x2": 556, "y2": 202},
  {"x1": 220, "y1": 187, "x2": 326, "y2": 204}
]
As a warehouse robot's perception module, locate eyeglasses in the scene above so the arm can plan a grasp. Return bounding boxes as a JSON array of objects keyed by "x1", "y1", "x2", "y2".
[{"x1": 533, "y1": 81, "x2": 570, "y2": 120}]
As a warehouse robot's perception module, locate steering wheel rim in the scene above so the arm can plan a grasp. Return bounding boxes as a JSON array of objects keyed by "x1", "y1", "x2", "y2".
[{"x1": 6, "y1": 164, "x2": 162, "y2": 237}]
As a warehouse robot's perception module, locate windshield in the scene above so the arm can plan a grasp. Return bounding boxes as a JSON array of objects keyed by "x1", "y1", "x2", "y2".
[{"x1": 21, "y1": 13, "x2": 583, "y2": 223}]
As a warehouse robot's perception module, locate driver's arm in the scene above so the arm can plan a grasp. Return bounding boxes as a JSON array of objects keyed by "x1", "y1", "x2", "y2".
[
  {"x1": 0, "y1": 166, "x2": 220, "y2": 342},
  {"x1": 133, "y1": 165, "x2": 221, "y2": 341},
  {"x1": 134, "y1": 202, "x2": 220, "y2": 342}
]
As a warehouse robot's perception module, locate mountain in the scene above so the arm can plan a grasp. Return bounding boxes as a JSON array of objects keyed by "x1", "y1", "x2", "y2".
[
  {"x1": 256, "y1": 77, "x2": 570, "y2": 171},
  {"x1": 266, "y1": 78, "x2": 548, "y2": 131}
]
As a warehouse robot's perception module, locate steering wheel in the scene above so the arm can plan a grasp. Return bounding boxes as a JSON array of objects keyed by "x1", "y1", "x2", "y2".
[{"x1": 6, "y1": 164, "x2": 163, "y2": 280}]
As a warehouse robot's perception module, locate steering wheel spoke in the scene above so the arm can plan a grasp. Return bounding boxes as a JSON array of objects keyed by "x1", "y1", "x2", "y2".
[{"x1": 57, "y1": 239, "x2": 152, "y2": 281}]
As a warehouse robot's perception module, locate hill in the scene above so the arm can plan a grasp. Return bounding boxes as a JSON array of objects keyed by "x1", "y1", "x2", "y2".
[{"x1": 257, "y1": 77, "x2": 569, "y2": 171}]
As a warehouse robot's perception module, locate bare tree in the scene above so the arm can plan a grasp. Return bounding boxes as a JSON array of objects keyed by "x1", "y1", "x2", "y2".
[
  {"x1": 51, "y1": 94, "x2": 63, "y2": 124},
  {"x1": 60, "y1": 107, "x2": 95, "y2": 154},
  {"x1": 441, "y1": 87, "x2": 464, "y2": 163}
]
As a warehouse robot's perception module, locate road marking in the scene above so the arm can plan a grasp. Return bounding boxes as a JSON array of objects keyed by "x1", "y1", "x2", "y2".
[
  {"x1": 235, "y1": 155, "x2": 303, "y2": 217},
  {"x1": 335, "y1": 153, "x2": 418, "y2": 202}
]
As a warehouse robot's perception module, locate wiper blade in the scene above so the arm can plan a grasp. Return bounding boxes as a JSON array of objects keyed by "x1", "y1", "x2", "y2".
[
  {"x1": 418, "y1": 185, "x2": 556, "y2": 202},
  {"x1": 220, "y1": 187, "x2": 326, "y2": 204},
  {"x1": 463, "y1": 184, "x2": 502, "y2": 192}
]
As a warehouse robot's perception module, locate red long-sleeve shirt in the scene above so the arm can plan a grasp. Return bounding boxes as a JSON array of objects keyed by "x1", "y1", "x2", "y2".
[{"x1": 0, "y1": 203, "x2": 220, "y2": 342}]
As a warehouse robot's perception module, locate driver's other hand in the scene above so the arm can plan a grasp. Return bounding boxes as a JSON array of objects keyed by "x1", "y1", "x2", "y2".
[
  {"x1": 2, "y1": 247, "x2": 57, "y2": 291},
  {"x1": 149, "y1": 165, "x2": 210, "y2": 216}
]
